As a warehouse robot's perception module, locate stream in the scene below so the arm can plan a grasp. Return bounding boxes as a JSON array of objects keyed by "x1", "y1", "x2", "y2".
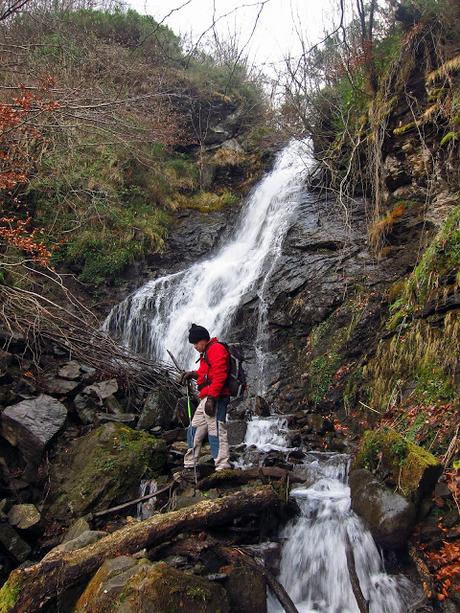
[{"x1": 106, "y1": 140, "x2": 423, "y2": 611}]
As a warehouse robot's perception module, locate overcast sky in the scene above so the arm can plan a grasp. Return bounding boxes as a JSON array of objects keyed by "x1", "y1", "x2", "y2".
[{"x1": 127, "y1": 0, "x2": 336, "y2": 69}]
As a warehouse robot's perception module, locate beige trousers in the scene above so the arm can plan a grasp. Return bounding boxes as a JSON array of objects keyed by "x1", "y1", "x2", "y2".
[{"x1": 184, "y1": 396, "x2": 231, "y2": 471}]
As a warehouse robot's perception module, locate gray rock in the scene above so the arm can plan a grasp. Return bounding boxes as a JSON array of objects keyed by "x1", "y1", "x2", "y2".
[
  {"x1": 42, "y1": 376, "x2": 79, "y2": 395},
  {"x1": 0, "y1": 521, "x2": 31, "y2": 562},
  {"x1": 62, "y1": 517, "x2": 90, "y2": 543},
  {"x1": 137, "y1": 389, "x2": 175, "y2": 431},
  {"x1": 73, "y1": 392, "x2": 98, "y2": 424},
  {"x1": 44, "y1": 530, "x2": 107, "y2": 558},
  {"x1": 349, "y1": 469, "x2": 416, "y2": 549},
  {"x1": 58, "y1": 361, "x2": 82, "y2": 380},
  {"x1": 227, "y1": 420, "x2": 247, "y2": 446},
  {"x1": 84, "y1": 378, "x2": 118, "y2": 400},
  {"x1": 7, "y1": 504, "x2": 40, "y2": 530},
  {"x1": 1, "y1": 394, "x2": 67, "y2": 465}
]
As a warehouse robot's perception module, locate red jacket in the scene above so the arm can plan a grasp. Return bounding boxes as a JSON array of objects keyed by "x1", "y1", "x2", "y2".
[{"x1": 195, "y1": 338, "x2": 231, "y2": 399}]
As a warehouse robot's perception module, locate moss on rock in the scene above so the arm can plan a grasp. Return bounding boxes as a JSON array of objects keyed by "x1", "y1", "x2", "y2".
[
  {"x1": 76, "y1": 559, "x2": 229, "y2": 613},
  {"x1": 354, "y1": 428, "x2": 442, "y2": 501},
  {"x1": 0, "y1": 577, "x2": 21, "y2": 613},
  {"x1": 45, "y1": 423, "x2": 166, "y2": 524}
]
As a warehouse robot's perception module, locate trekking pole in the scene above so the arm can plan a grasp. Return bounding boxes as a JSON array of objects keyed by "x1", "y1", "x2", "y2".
[{"x1": 186, "y1": 381, "x2": 198, "y2": 488}]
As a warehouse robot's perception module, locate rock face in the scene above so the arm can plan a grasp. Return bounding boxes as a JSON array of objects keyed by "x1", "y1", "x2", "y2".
[
  {"x1": 1, "y1": 394, "x2": 67, "y2": 466},
  {"x1": 349, "y1": 469, "x2": 416, "y2": 549},
  {"x1": 44, "y1": 423, "x2": 166, "y2": 524},
  {"x1": 75, "y1": 558, "x2": 230, "y2": 613}
]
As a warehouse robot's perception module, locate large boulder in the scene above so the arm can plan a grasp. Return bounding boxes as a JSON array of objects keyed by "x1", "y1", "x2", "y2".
[
  {"x1": 137, "y1": 388, "x2": 177, "y2": 431},
  {"x1": 1, "y1": 394, "x2": 67, "y2": 466},
  {"x1": 75, "y1": 559, "x2": 229, "y2": 613},
  {"x1": 44, "y1": 423, "x2": 166, "y2": 524},
  {"x1": 353, "y1": 428, "x2": 442, "y2": 502},
  {"x1": 349, "y1": 469, "x2": 416, "y2": 549}
]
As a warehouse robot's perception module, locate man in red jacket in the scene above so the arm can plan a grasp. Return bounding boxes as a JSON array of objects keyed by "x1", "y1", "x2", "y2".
[{"x1": 181, "y1": 324, "x2": 231, "y2": 472}]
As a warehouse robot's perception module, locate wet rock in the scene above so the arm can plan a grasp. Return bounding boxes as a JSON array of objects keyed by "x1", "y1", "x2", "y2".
[
  {"x1": 349, "y1": 469, "x2": 416, "y2": 549},
  {"x1": 76, "y1": 559, "x2": 229, "y2": 613},
  {"x1": 225, "y1": 565, "x2": 267, "y2": 613},
  {"x1": 227, "y1": 420, "x2": 247, "y2": 446},
  {"x1": 353, "y1": 429, "x2": 442, "y2": 502},
  {"x1": 0, "y1": 521, "x2": 31, "y2": 562},
  {"x1": 1, "y1": 394, "x2": 67, "y2": 466},
  {"x1": 304, "y1": 414, "x2": 334, "y2": 435},
  {"x1": 7, "y1": 504, "x2": 40, "y2": 530},
  {"x1": 44, "y1": 423, "x2": 166, "y2": 524},
  {"x1": 254, "y1": 396, "x2": 270, "y2": 417},
  {"x1": 58, "y1": 361, "x2": 82, "y2": 380}
]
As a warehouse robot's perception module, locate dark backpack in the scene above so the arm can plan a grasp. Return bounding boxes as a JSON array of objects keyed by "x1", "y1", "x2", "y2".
[{"x1": 204, "y1": 341, "x2": 247, "y2": 398}]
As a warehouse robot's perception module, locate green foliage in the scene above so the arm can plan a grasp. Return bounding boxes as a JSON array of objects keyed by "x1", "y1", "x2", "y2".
[
  {"x1": 414, "y1": 363, "x2": 455, "y2": 403},
  {"x1": 440, "y1": 131, "x2": 459, "y2": 146}
]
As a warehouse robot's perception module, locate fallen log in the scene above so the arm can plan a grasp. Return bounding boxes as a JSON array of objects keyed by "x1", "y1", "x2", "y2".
[
  {"x1": 0, "y1": 486, "x2": 282, "y2": 612},
  {"x1": 198, "y1": 467, "x2": 306, "y2": 490}
]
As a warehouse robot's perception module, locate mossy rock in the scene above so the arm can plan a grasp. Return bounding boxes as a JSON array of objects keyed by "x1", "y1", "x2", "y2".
[
  {"x1": 45, "y1": 423, "x2": 166, "y2": 524},
  {"x1": 353, "y1": 428, "x2": 442, "y2": 502},
  {"x1": 225, "y1": 565, "x2": 266, "y2": 613},
  {"x1": 76, "y1": 559, "x2": 229, "y2": 613}
]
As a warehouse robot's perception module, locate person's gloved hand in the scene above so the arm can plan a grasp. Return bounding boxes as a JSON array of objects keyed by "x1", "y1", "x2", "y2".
[
  {"x1": 180, "y1": 370, "x2": 197, "y2": 385},
  {"x1": 204, "y1": 396, "x2": 216, "y2": 417}
]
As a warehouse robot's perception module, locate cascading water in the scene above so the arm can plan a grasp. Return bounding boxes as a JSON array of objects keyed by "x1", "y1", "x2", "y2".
[
  {"x1": 104, "y1": 139, "x2": 309, "y2": 371},
  {"x1": 268, "y1": 453, "x2": 421, "y2": 612}
]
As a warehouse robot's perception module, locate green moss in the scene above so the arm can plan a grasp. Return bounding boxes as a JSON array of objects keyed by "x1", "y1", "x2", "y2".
[
  {"x1": 169, "y1": 190, "x2": 239, "y2": 213},
  {"x1": 308, "y1": 353, "x2": 342, "y2": 404},
  {"x1": 440, "y1": 130, "x2": 459, "y2": 146},
  {"x1": 354, "y1": 428, "x2": 441, "y2": 499},
  {"x1": 46, "y1": 424, "x2": 166, "y2": 523},
  {"x1": 414, "y1": 363, "x2": 455, "y2": 404},
  {"x1": 0, "y1": 578, "x2": 21, "y2": 613},
  {"x1": 343, "y1": 366, "x2": 367, "y2": 411},
  {"x1": 393, "y1": 121, "x2": 416, "y2": 135}
]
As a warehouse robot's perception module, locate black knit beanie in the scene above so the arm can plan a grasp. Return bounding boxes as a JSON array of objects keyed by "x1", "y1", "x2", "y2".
[{"x1": 188, "y1": 323, "x2": 210, "y2": 344}]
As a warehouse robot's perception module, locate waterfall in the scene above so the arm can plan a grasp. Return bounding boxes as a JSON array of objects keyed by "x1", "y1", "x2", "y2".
[
  {"x1": 104, "y1": 139, "x2": 309, "y2": 370},
  {"x1": 268, "y1": 453, "x2": 421, "y2": 613}
]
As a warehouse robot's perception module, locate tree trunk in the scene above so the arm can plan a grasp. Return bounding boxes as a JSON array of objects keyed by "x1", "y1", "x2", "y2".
[{"x1": 0, "y1": 486, "x2": 282, "y2": 612}]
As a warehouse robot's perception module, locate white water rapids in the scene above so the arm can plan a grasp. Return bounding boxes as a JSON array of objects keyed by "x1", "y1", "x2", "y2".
[
  {"x1": 105, "y1": 139, "x2": 422, "y2": 611},
  {"x1": 104, "y1": 139, "x2": 309, "y2": 369},
  {"x1": 244, "y1": 420, "x2": 421, "y2": 613}
]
